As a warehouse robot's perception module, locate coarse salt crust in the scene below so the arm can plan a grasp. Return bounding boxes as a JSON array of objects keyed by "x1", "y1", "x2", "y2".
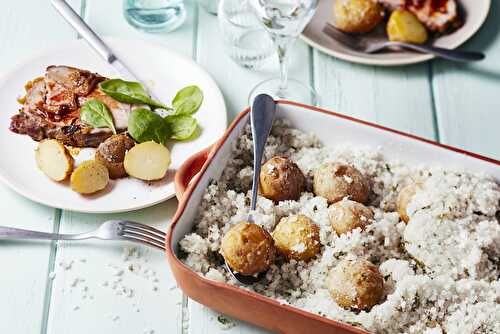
[{"x1": 180, "y1": 120, "x2": 500, "y2": 334}]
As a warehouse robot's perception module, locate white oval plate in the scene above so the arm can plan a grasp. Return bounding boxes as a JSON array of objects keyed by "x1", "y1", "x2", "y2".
[
  {"x1": 0, "y1": 38, "x2": 227, "y2": 213},
  {"x1": 301, "y1": 0, "x2": 491, "y2": 66}
]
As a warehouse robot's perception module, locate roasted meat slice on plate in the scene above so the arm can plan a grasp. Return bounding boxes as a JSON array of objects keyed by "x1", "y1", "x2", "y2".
[
  {"x1": 378, "y1": 0, "x2": 462, "y2": 33},
  {"x1": 10, "y1": 66, "x2": 133, "y2": 148}
]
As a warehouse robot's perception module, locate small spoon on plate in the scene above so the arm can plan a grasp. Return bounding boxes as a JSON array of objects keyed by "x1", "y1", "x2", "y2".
[{"x1": 224, "y1": 94, "x2": 277, "y2": 285}]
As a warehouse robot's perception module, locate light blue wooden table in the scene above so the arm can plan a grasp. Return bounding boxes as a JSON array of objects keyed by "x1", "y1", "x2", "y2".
[{"x1": 0, "y1": 1, "x2": 498, "y2": 333}]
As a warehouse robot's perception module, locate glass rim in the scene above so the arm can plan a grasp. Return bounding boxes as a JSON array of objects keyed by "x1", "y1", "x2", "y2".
[{"x1": 219, "y1": 3, "x2": 262, "y2": 30}]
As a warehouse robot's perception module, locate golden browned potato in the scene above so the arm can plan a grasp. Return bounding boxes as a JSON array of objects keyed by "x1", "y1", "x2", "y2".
[
  {"x1": 220, "y1": 222, "x2": 276, "y2": 276},
  {"x1": 259, "y1": 156, "x2": 306, "y2": 202},
  {"x1": 95, "y1": 134, "x2": 136, "y2": 179},
  {"x1": 272, "y1": 214, "x2": 321, "y2": 262},
  {"x1": 397, "y1": 182, "x2": 422, "y2": 223},
  {"x1": 327, "y1": 259, "x2": 384, "y2": 310},
  {"x1": 35, "y1": 139, "x2": 74, "y2": 181},
  {"x1": 313, "y1": 163, "x2": 369, "y2": 204},
  {"x1": 124, "y1": 141, "x2": 171, "y2": 181},
  {"x1": 387, "y1": 10, "x2": 428, "y2": 44},
  {"x1": 333, "y1": 0, "x2": 385, "y2": 34},
  {"x1": 70, "y1": 160, "x2": 109, "y2": 194},
  {"x1": 329, "y1": 199, "x2": 374, "y2": 235}
]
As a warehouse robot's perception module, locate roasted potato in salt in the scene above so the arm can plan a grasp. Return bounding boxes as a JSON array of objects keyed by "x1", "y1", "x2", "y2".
[
  {"x1": 272, "y1": 214, "x2": 320, "y2": 262},
  {"x1": 387, "y1": 10, "x2": 428, "y2": 44},
  {"x1": 221, "y1": 222, "x2": 276, "y2": 276},
  {"x1": 329, "y1": 199, "x2": 374, "y2": 235},
  {"x1": 397, "y1": 182, "x2": 422, "y2": 223},
  {"x1": 70, "y1": 160, "x2": 109, "y2": 194},
  {"x1": 35, "y1": 139, "x2": 74, "y2": 181},
  {"x1": 327, "y1": 259, "x2": 384, "y2": 310},
  {"x1": 313, "y1": 163, "x2": 369, "y2": 204},
  {"x1": 333, "y1": 0, "x2": 385, "y2": 34},
  {"x1": 259, "y1": 156, "x2": 306, "y2": 202},
  {"x1": 124, "y1": 141, "x2": 171, "y2": 181},
  {"x1": 95, "y1": 134, "x2": 136, "y2": 179}
]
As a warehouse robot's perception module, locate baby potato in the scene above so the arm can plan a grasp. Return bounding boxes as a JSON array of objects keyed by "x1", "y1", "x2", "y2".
[
  {"x1": 124, "y1": 141, "x2": 171, "y2": 181},
  {"x1": 397, "y1": 182, "x2": 422, "y2": 223},
  {"x1": 95, "y1": 134, "x2": 136, "y2": 179},
  {"x1": 387, "y1": 10, "x2": 428, "y2": 44},
  {"x1": 70, "y1": 160, "x2": 109, "y2": 194},
  {"x1": 272, "y1": 214, "x2": 320, "y2": 262},
  {"x1": 329, "y1": 199, "x2": 374, "y2": 235},
  {"x1": 35, "y1": 139, "x2": 74, "y2": 182},
  {"x1": 333, "y1": 0, "x2": 385, "y2": 34},
  {"x1": 221, "y1": 222, "x2": 276, "y2": 276},
  {"x1": 313, "y1": 163, "x2": 369, "y2": 204},
  {"x1": 327, "y1": 259, "x2": 384, "y2": 310},
  {"x1": 259, "y1": 156, "x2": 306, "y2": 202}
]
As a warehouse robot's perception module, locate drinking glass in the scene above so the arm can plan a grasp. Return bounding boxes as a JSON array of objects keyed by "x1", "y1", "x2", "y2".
[
  {"x1": 218, "y1": 0, "x2": 275, "y2": 69},
  {"x1": 247, "y1": 0, "x2": 319, "y2": 105},
  {"x1": 123, "y1": 0, "x2": 186, "y2": 33}
]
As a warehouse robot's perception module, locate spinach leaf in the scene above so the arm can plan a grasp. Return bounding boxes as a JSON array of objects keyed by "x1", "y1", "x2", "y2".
[
  {"x1": 164, "y1": 114, "x2": 198, "y2": 140},
  {"x1": 172, "y1": 85, "x2": 203, "y2": 115},
  {"x1": 100, "y1": 79, "x2": 170, "y2": 110},
  {"x1": 80, "y1": 99, "x2": 116, "y2": 134},
  {"x1": 128, "y1": 108, "x2": 170, "y2": 145}
]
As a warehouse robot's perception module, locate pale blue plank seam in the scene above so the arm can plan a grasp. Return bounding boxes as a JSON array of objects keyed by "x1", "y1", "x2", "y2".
[
  {"x1": 39, "y1": 209, "x2": 62, "y2": 334},
  {"x1": 308, "y1": 46, "x2": 316, "y2": 104},
  {"x1": 427, "y1": 61, "x2": 441, "y2": 142}
]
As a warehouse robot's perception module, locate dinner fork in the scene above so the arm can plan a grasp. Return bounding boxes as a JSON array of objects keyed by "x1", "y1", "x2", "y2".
[
  {"x1": 0, "y1": 220, "x2": 166, "y2": 251},
  {"x1": 323, "y1": 23, "x2": 485, "y2": 62}
]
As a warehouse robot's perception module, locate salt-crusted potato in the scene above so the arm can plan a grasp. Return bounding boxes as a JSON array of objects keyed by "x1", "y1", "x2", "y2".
[
  {"x1": 221, "y1": 222, "x2": 276, "y2": 276},
  {"x1": 70, "y1": 160, "x2": 109, "y2": 194},
  {"x1": 124, "y1": 141, "x2": 171, "y2": 181},
  {"x1": 272, "y1": 214, "x2": 320, "y2": 262},
  {"x1": 329, "y1": 199, "x2": 374, "y2": 235},
  {"x1": 313, "y1": 163, "x2": 369, "y2": 204},
  {"x1": 327, "y1": 259, "x2": 384, "y2": 310},
  {"x1": 387, "y1": 10, "x2": 428, "y2": 44},
  {"x1": 95, "y1": 134, "x2": 136, "y2": 179},
  {"x1": 397, "y1": 182, "x2": 422, "y2": 223},
  {"x1": 259, "y1": 156, "x2": 306, "y2": 202},
  {"x1": 35, "y1": 139, "x2": 74, "y2": 181},
  {"x1": 333, "y1": 0, "x2": 385, "y2": 34}
]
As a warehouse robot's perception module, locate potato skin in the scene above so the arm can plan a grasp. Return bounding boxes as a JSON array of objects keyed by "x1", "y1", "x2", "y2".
[
  {"x1": 387, "y1": 10, "x2": 428, "y2": 44},
  {"x1": 397, "y1": 182, "x2": 421, "y2": 223},
  {"x1": 95, "y1": 134, "x2": 136, "y2": 179},
  {"x1": 333, "y1": 0, "x2": 385, "y2": 34},
  {"x1": 327, "y1": 259, "x2": 384, "y2": 310},
  {"x1": 221, "y1": 222, "x2": 276, "y2": 276},
  {"x1": 259, "y1": 156, "x2": 306, "y2": 202},
  {"x1": 272, "y1": 214, "x2": 320, "y2": 262},
  {"x1": 329, "y1": 199, "x2": 374, "y2": 235},
  {"x1": 70, "y1": 160, "x2": 109, "y2": 194},
  {"x1": 313, "y1": 163, "x2": 369, "y2": 204}
]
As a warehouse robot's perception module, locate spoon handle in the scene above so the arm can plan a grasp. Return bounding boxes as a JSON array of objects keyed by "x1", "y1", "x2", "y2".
[
  {"x1": 250, "y1": 95, "x2": 277, "y2": 211},
  {"x1": 392, "y1": 42, "x2": 485, "y2": 62}
]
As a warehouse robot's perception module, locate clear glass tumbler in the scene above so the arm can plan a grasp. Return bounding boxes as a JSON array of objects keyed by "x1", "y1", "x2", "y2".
[
  {"x1": 123, "y1": 0, "x2": 186, "y2": 33},
  {"x1": 218, "y1": 0, "x2": 275, "y2": 70}
]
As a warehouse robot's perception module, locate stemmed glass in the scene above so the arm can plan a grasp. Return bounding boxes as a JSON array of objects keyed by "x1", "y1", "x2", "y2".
[{"x1": 248, "y1": 0, "x2": 319, "y2": 105}]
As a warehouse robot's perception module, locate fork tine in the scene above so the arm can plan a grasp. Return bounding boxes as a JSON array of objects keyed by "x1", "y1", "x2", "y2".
[
  {"x1": 322, "y1": 23, "x2": 362, "y2": 50},
  {"x1": 122, "y1": 225, "x2": 165, "y2": 244},
  {"x1": 121, "y1": 232, "x2": 166, "y2": 251},
  {"x1": 121, "y1": 221, "x2": 165, "y2": 237}
]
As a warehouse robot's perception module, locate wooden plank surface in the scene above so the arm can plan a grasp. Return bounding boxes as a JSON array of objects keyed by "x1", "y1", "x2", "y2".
[
  {"x1": 432, "y1": 1, "x2": 500, "y2": 159},
  {"x1": 0, "y1": 1, "x2": 80, "y2": 333}
]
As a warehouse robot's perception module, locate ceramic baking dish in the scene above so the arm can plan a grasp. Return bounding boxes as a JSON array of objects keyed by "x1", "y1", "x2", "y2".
[{"x1": 166, "y1": 101, "x2": 500, "y2": 334}]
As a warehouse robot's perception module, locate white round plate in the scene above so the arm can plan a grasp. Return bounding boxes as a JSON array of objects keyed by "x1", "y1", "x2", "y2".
[
  {"x1": 0, "y1": 38, "x2": 227, "y2": 213},
  {"x1": 301, "y1": 0, "x2": 491, "y2": 66}
]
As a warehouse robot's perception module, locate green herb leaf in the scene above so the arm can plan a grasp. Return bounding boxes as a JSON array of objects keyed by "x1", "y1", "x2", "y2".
[
  {"x1": 128, "y1": 108, "x2": 170, "y2": 145},
  {"x1": 100, "y1": 79, "x2": 170, "y2": 110},
  {"x1": 172, "y1": 85, "x2": 203, "y2": 115},
  {"x1": 80, "y1": 99, "x2": 116, "y2": 134},
  {"x1": 164, "y1": 114, "x2": 198, "y2": 140}
]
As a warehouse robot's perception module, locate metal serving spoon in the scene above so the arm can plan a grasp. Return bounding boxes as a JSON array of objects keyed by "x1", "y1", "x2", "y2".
[
  {"x1": 224, "y1": 94, "x2": 277, "y2": 285},
  {"x1": 323, "y1": 23, "x2": 485, "y2": 63}
]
